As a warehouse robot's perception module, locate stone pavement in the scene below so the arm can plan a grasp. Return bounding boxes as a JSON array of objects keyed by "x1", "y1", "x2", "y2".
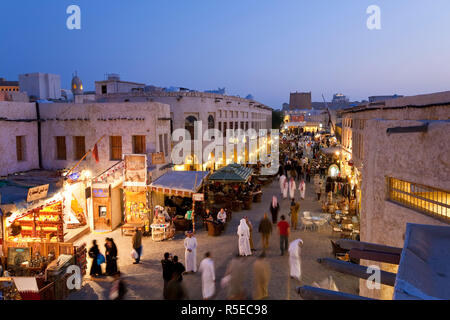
[{"x1": 68, "y1": 178, "x2": 359, "y2": 300}]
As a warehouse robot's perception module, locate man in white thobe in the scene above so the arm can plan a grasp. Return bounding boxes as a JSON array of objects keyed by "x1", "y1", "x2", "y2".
[
  {"x1": 199, "y1": 252, "x2": 215, "y2": 300},
  {"x1": 237, "y1": 219, "x2": 252, "y2": 256},
  {"x1": 184, "y1": 232, "x2": 197, "y2": 273},
  {"x1": 299, "y1": 179, "x2": 306, "y2": 200},
  {"x1": 289, "y1": 239, "x2": 303, "y2": 281},
  {"x1": 289, "y1": 177, "x2": 296, "y2": 200}
]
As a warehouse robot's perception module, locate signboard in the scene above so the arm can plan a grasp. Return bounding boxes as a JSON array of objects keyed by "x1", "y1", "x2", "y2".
[
  {"x1": 26, "y1": 184, "x2": 49, "y2": 202},
  {"x1": 152, "y1": 152, "x2": 165, "y2": 165},
  {"x1": 192, "y1": 193, "x2": 204, "y2": 201},
  {"x1": 123, "y1": 154, "x2": 147, "y2": 187},
  {"x1": 291, "y1": 115, "x2": 305, "y2": 122},
  {"x1": 92, "y1": 188, "x2": 109, "y2": 198}
]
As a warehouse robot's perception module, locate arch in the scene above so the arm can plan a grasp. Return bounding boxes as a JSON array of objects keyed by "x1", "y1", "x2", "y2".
[{"x1": 185, "y1": 115, "x2": 197, "y2": 139}]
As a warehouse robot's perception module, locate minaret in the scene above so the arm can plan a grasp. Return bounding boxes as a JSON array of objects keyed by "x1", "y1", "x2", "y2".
[{"x1": 71, "y1": 71, "x2": 83, "y2": 96}]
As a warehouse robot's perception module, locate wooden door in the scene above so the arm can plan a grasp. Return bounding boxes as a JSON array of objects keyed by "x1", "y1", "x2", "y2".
[{"x1": 93, "y1": 197, "x2": 111, "y2": 231}]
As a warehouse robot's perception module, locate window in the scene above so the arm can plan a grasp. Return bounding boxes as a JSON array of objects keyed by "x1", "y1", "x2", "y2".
[
  {"x1": 132, "y1": 135, "x2": 146, "y2": 154},
  {"x1": 55, "y1": 136, "x2": 67, "y2": 160},
  {"x1": 110, "y1": 136, "x2": 122, "y2": 160},
  {"x1": 230, "y1": 122, "x2": 234, "y2": 130},
  {"x1": 223, "y1": 122, "x2": 228, "y2": 137},
  {"x1": 208, "y1": 115, "x2": 215, "y2": 130},
  {"x1": 101, "y1": 85, "x2": 107, "y2": 94},
  {"x1": 387, "y1": 177, "x2": 449, "y2": 221},
  {"x1": 185, "y1": 116, "x2": 197, "y2": 140},
  {"x1": 74, "y1": 136, "x2": 86, "y2": 160},
  {"x1": 164, "y1": 134, "x2": 169, "y2": 157},
  {"x1": 159, "y1": 134, "x2": 164, "y2": 153},
  {"x1": 16, "y1": 136, "x2": 25, "y2": 162},
  {"x1": 218, "y1": 122, "x2": 222, "y2": 132}
]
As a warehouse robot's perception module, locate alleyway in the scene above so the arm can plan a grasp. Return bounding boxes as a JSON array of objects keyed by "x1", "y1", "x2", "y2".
[{"x1": 68, "y1": 178, "x2": 359, "y2": 300}]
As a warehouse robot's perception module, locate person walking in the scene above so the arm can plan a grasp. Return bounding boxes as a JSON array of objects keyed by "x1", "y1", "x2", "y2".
[
  {"x1": 224, "y1": 256, "x2": 247, "y2": 300},
  {"x1": 277, "y1": 215, "x2": 290, "y2": 256},
  {"x1": 252, "y1": 252, "x2": 271, "y2": 300},
  {"x1": 88, "y1": 240, "x2": 102, "y2": 277},
  {"x1": 166, "y1": 272, "x2": 189, "y2": 300},
  {"x1": 161, "y1": 252, "x2": 174, "y2": 299},
  {"x1": 290, "y1": 199, "x2": 300, "y2": 230},
  {"x1": 279, "y1": 174, "x2": 287, "y2": 196},
  {"x1": 132, "y1": 227, "x2": 143, "y2": 264},
  {"x1": 288, "y1": 177, "x2": 296, "y2": 200},
  {"x1": 289, "y1": 239, "x2": 303, "y2": 281},
  {"x1": 299, "y1": 179, "x2": 306, "y2": 200},
  {"x1": 172, "y1": 256, "x2": 186, "y2": 282},
  {"x1": 105, "y1": 238, "x2": 118, "y2": 276},
  {"x1": 199, "y1": 252, "x2": 216, "y2": 300},
  {"x1": 184, "y1": 231, "x2": 197, "y2": 273},
  {"x1": 269, "y1": 196, "x2": 280, "y2": 224},
  {"x1": 244, "y1": 216, "x2": 255, "y2": 251},
  {"x1": 258, "y1": 213, "x2": 273, "y2": 252},
  {"x1": 237, "y1": 219, "x2": 252, "y2": 256},
  {"x1": 109, "y1": 273, "x2": 127, "y2": 300}
]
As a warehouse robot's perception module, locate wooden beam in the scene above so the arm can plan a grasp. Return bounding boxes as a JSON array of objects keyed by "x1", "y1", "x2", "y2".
[
  {"x1": 317, "y1": 258, "x2": 397, "y2": 286},
  {"x1": 349, "y1": 248, "x2": 401, "y2": 265},
  {"x1": 336, "y1": 239, "x2": 403, "y2": 255},
  {"x1": 297, "y1": 286, "x2": 375, "y2": 300}
]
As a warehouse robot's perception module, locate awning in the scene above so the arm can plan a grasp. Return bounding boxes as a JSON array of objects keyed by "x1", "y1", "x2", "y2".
[
  {"x1": 394, "y1": 223, "x2": 450, "y2": 300},
  {"x1": 208, "y1": 164, "x2": 253, "y2": 183},
  {"x1": 149, "y1": 171, "x2": 209, "y2": 197}
]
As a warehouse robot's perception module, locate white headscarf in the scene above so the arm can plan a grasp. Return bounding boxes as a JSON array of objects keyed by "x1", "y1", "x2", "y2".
[
  {"x1": 238, "y1": 218, "x2": 249, "y2": 233},
  {"x1": 272, "y1": 196, "x2": 278, "y2": 208}
]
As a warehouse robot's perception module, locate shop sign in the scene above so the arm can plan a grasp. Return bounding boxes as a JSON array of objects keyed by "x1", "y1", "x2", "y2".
[
  {"x1": 123, "y1": 154, "x2": 147, "y2": 187},
  {"x1": 152, "y1": 152, "x2": 165, "y2": 165},
  {"x1": 93, "y1": 188, "x2": 109, "y2": 198},
  {"x1": 27, "y1": 184, "x2": 49, "y2": 202},
  {"x1": 192, "y1": 193, "x2": 204, "y2": 201}
]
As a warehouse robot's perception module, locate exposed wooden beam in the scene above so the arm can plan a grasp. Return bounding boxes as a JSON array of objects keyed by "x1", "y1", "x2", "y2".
[
  {"x1": 318, "y1": 258, "x2": 396, "y2": 286},
  {"x1": 349, "y1": 248, "x2": 401, "y2": 265},
  {"x1": 336, "y1": 239, "x2": 403, "y2": 255},
  {"x1": 297, "y1": 286, "x2": 375, "y2": 300}
]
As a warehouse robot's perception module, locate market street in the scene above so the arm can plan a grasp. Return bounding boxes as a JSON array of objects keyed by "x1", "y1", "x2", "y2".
[{"x1": 68, "y1": 177, "x2": 359, "y2": 300}]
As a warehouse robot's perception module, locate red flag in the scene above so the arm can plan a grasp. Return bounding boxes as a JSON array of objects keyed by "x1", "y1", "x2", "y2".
[{"x1": 92, "y1": 144, "x2": 99, "y2": 163}]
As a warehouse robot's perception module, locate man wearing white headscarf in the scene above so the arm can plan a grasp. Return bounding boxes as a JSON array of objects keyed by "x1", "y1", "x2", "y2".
[
  {"x1": 279, "y1": 174, "x2": 286, "y2": 196},
  {"x1": 288, "y1": 177, "x2": 296, "y2": 200},
  {"x1": 184, "y1": 232, "x2": 197, "y2": 273},
  {"x1": 237, "y1": 219, "x2": 252, "y2": 256},
  {"x1": 289, "y1": 239, "x2": 303, "y2": 281}
]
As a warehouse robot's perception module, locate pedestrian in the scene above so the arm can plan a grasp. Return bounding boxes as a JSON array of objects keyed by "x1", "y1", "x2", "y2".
[
  {"x1": 161, "y1": 252, "x2": 174, "y2": 299},
  {"x1": 172, "y1": 256, "x2": 186, "y2": 282},
  {"x1": 277, "y1": 215, "x2": 290, "y2": 256},
  {"x1": 88, "y1": 240, "x2": 102, "y2": 277},
  {"x1": 253, "y1": 252, "x2": 271, "y2": 300},
  {"x1": 237, "y1": 218, "x2": 252, "y2": 256},
  {"x1": 289, "y1": 239, "x2": 303, "y2": 281},
  {"x1": 244, "y1": 216, "x2": 255, "y2": 251},
  {"x1": 299, "y1": 179, "x2": 306, "y2": 200},
  {"x1": 269, "y1": 196, "x2": 280, "y2": 224},
  {"x1": 105, "y1": 238, "x2": 118, "y2": 276},
  {"x1": 132, "y1": 227, "x2": 143, "y2": 264},
  {"x1": 290, "y1": 199, "x2": 300, "y2": 230},
  {"x1": 258, "y1": 213, "x2": 273, "y2": 251},
  {"x1": 184, "y1": 231, "x2": 197, "y2": 273},
  {"x1": 185, "y1": 210, "x2": 194, "y2": 231},
  {"x1": 199, "y1": 252, "x2": 216, "y2": 300},
  {"x1": 109, "y1": 273, "x2": 127, "y2": 300},
  {"x1": 224, "y1": 257, "x2": 247, "y2": 300},
  {"x1": 279, "y1": 174, "x2": 286, "y2": 196},
  {"x1": 288, "y1": 177, "x2": 296, "y2": 200},
  {"x1": 166, "y1": 272, "x2": 189, "y2": 300},
  {"x1": 282, "y1": 177, "x2": 288, "y2": 199}
]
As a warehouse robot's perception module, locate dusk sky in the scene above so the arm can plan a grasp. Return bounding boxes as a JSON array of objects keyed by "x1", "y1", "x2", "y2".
[{"x1": 1, "y1": 0, "x2": 450, "y2": 108}]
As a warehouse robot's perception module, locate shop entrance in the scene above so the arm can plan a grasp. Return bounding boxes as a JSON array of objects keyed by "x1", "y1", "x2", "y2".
[{"x1": 92, "y1": 188, "x2": 111, "y2": 231}]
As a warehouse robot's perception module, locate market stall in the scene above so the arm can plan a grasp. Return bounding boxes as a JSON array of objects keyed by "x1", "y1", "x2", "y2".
[
  {"x1": 149, "y1": 171, "x2": 209, "y2": 235},
  {"x1": 207, "y1": 164, "x2": 254, "y2": 211}
]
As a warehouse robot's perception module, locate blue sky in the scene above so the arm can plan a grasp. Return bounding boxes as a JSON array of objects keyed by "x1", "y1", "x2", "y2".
[{"x1": 1, "y1": 0, "x2": 450, "y2": 108}]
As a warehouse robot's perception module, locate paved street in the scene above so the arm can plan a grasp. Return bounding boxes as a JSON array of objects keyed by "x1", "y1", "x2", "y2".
[{"x1": 68, "y1": 178, "x2": 359, "y2": 300}]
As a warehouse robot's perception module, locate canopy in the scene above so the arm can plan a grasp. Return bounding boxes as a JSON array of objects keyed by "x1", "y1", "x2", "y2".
[
  {"x1": 149, "y1": 171, "x2": 209, "y2": 197},
  {"x1": 394, "y1": 223, "x2": 450, "y2": 300},
  {"x1": 208, "y1": 164, "x2": 253, "y2": 183}
]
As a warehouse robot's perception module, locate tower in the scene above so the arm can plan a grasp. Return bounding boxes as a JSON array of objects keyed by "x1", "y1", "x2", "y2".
[{"x1": 71, "y1": 71, "x2": 83, "y2": 96}]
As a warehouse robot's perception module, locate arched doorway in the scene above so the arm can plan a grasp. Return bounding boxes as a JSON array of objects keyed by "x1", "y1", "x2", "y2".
[{"x1": 185, "y1": 116, "x2": 197, "y2": 140}]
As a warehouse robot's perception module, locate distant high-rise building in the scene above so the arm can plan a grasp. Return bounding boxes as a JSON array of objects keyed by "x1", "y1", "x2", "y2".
[
  {"x1": 289, "y1": 92, "x2": 311, "y2": 110},
  {"x1": 95, "y1": 74, "x2": 145, "y2": 95},
  {"x1": 332, "y1": 93, "x2": 349, "y2": 104}
]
